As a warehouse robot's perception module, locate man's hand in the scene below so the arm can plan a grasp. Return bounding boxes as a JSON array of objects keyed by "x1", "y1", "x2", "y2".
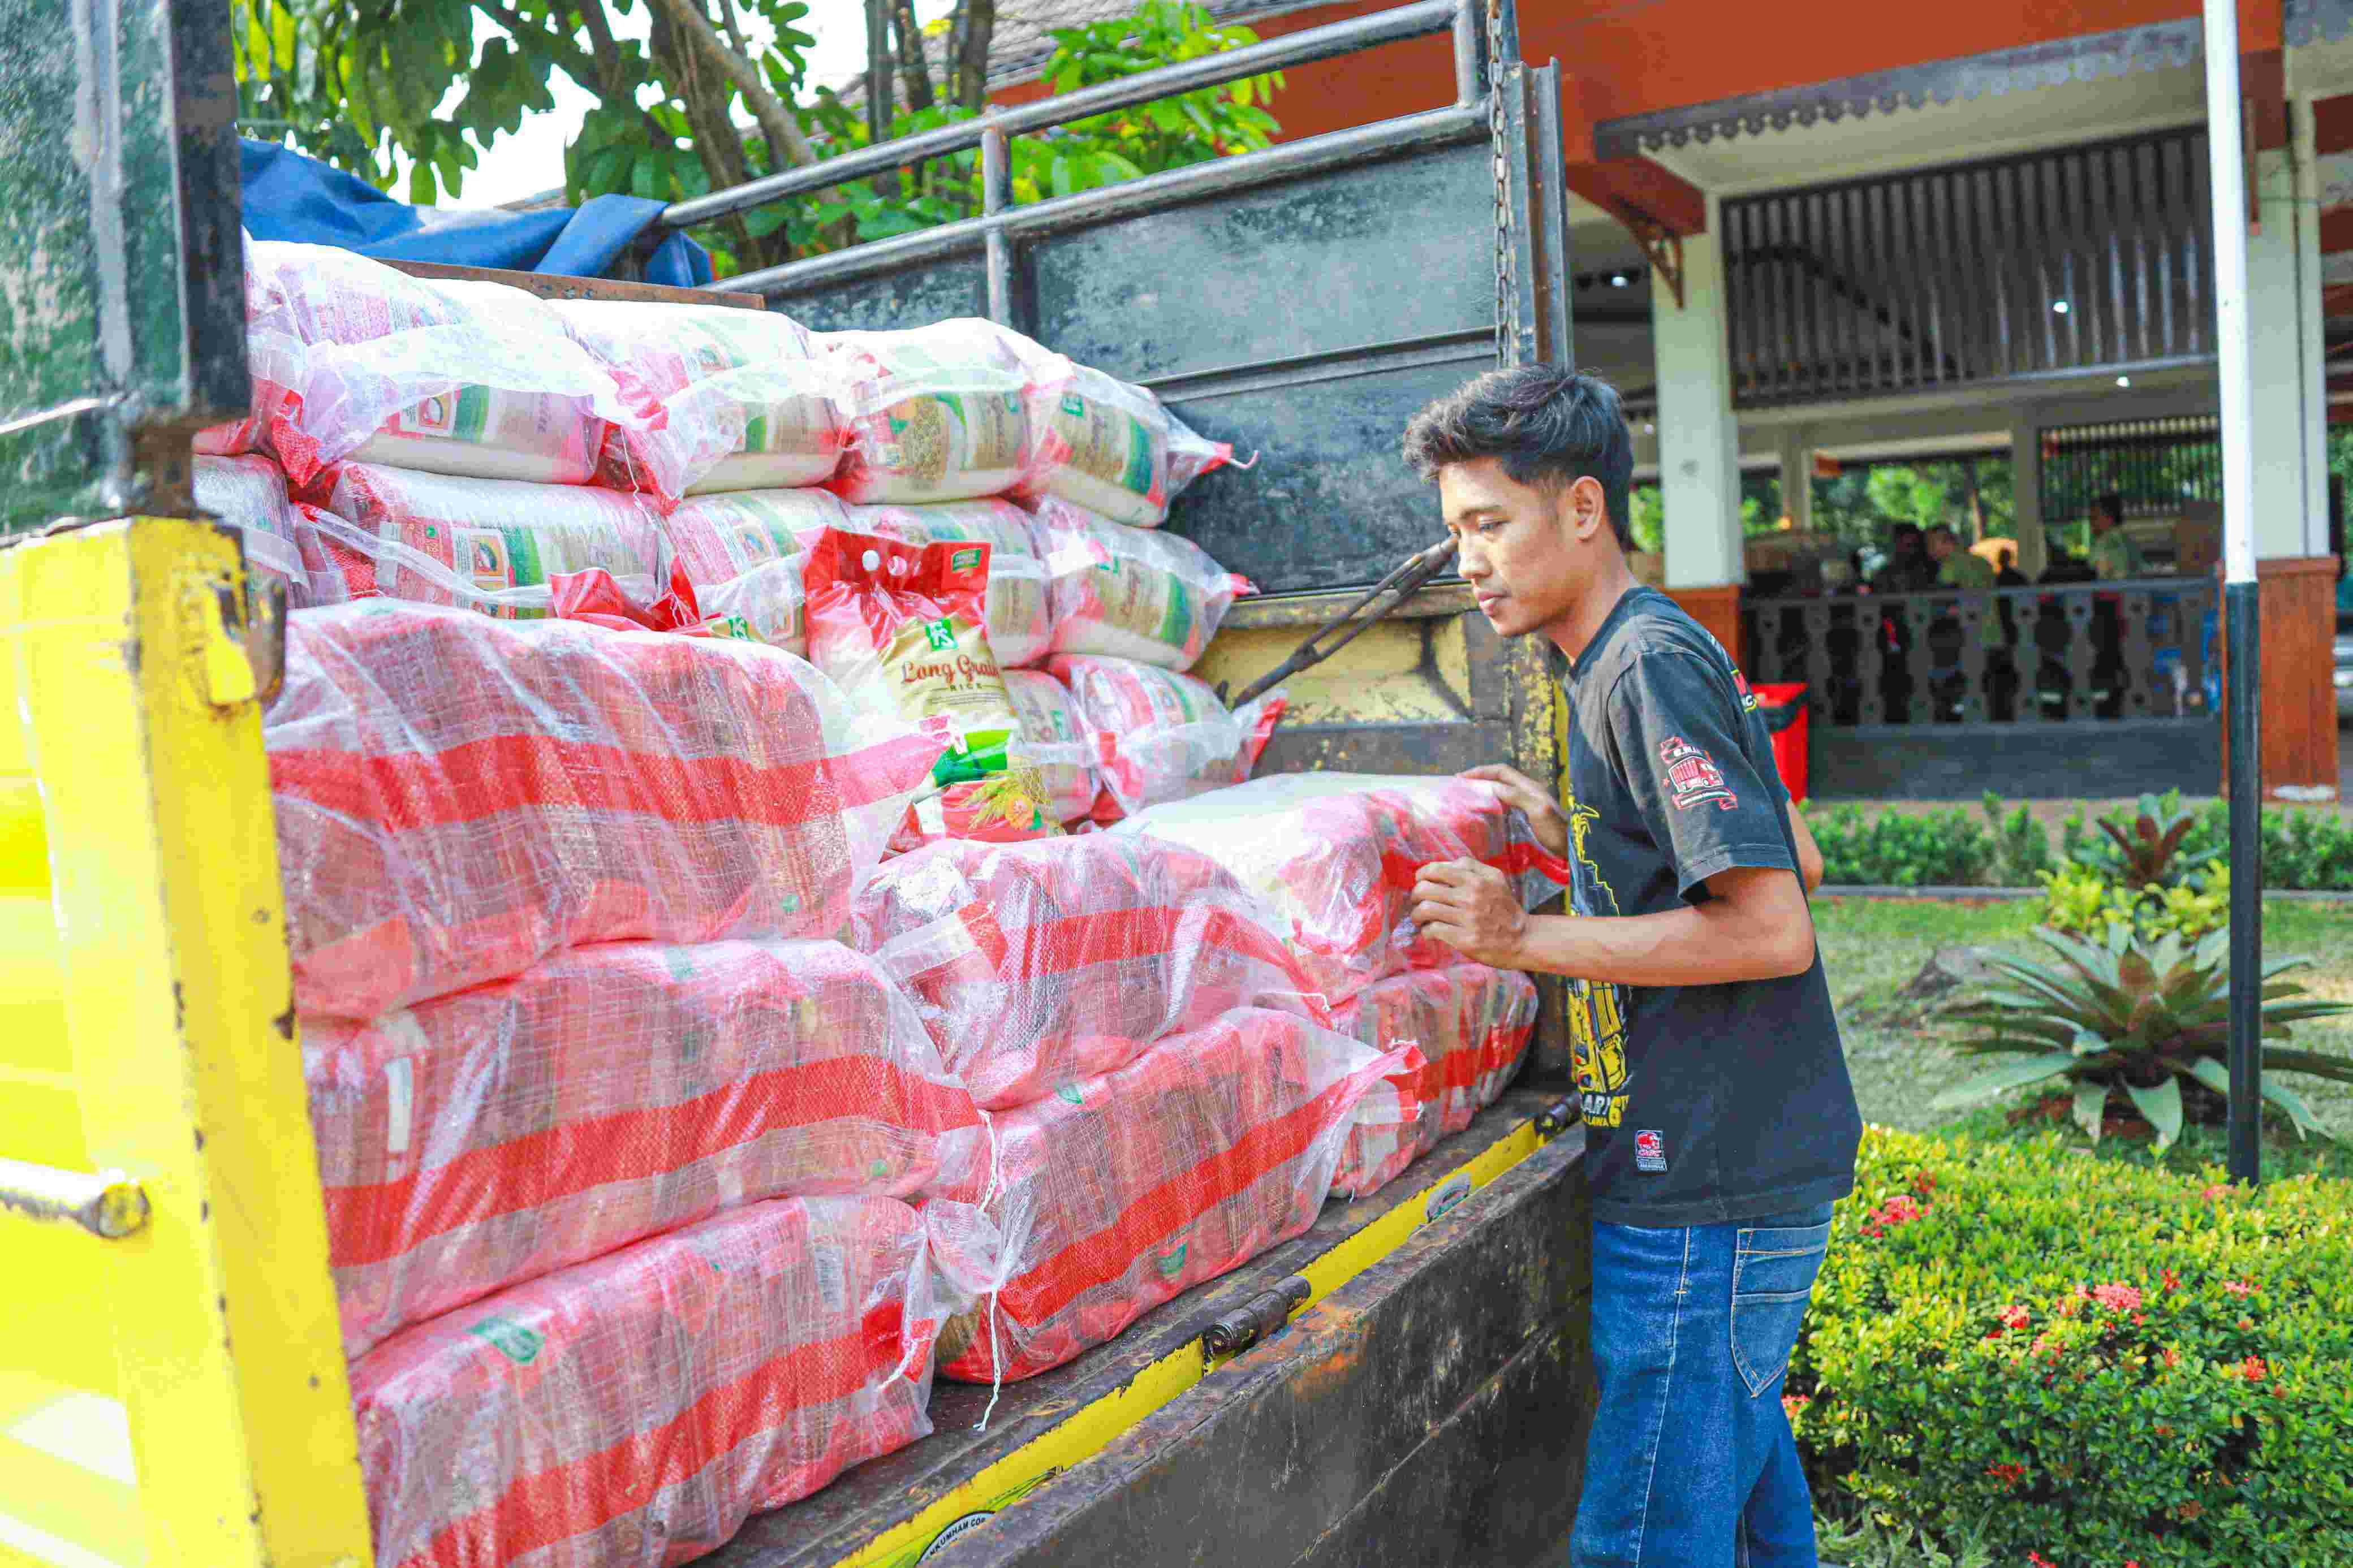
[
  {"x1": 1459, "y1": 763, "x2": 1569, "y2": 861},
  {"x1": 1411, "y1": 859, "x2": 1530, "y2": 967}
]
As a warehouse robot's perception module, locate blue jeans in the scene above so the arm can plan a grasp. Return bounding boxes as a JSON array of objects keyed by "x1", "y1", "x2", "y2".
[{"x1": 1570, "y1": 1204, "x2": 1835, "y2": 1568}]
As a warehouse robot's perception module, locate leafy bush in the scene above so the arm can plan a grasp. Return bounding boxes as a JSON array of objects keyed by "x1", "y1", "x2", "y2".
[
  {"x1": 1984, "y1": 791, "x2": 2057, "y2": 886},
  {"x1": 2067, "y1": 793, "x2": 2223, "y2": 891},
  {"x1": 1936, "y1": 925, "x2": 2351, "y2": 1147},
  {"x1": 2036, "y1": 863, "x2": 2229, "y2": 942},
  {"x1": 1792, "y1": 1129, "x2": 2353, "y2": 1568},
  {"x1": 1810, "y1": 804, "x2": 1997, "y2": 887}
]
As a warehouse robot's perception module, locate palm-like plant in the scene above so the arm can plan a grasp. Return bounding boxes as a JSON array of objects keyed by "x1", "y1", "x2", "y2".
[
  {"x1": 1933, "y1": 926, "x2": 2353, "y2": 1148},
  {"x1": 2071, "y1": 792, "x2": 2222, "y2": 891}
]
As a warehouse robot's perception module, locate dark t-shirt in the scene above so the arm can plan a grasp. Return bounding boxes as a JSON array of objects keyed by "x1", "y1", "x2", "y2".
[{"x1": 1557, "y1": 586, "x2": 1861, "y2": 1226}]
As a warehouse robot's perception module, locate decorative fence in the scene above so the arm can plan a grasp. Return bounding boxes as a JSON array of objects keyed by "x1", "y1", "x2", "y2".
[{"x1": 1742, "y1": 577, "x2": 2217, "y2": 730}]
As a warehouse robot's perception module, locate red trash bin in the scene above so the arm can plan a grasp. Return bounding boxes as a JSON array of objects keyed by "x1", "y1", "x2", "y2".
[{"x1": 1752, "y1": 681, "x2": 1810, "y2": 805}]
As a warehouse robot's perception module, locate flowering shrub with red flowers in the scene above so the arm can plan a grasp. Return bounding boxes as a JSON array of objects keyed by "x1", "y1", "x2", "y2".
[{"x1": 1787, "y1": 1128, "x2": 2353, "y2": 1567}]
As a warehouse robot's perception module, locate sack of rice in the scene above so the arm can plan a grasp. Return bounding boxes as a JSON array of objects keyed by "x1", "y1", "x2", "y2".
[
  {"x1": 194, "y1": 453, "x2": 312, "y2": 603},
  {"x1": 546, "y1": 297, "x2": 846, "y2": 505},
  {"x1": 662, "y1": 487, "x2": 847, "y2": 588},
  {"x1": 1327, "y1": 963, "x2": 1538, "y2": 1198},
  {"x1": 1109, "y1": 774, "x2": 1569, "y2": 1003},
  {"x1": 1000, "y1": 671, "x2": 1099, "y2": 823},
  {"x1": 307, "y1": 936, "x2": 985, "y2": 1355},
  {"x1": 1047, "y1": 654, "x2": 1283, "y2": 820},
  {"x1": 930, "y1": 1008, "x2": 1416, "y2": 1382},
  {"x1": 850, "y1": 834, "x2": 1326, "y2": 1111},
  {"x1": 1032, "y1": 497, "x2": 1252, "y2": 670},
  {"x1": 1017, "y1": 362, "x2": 1234, "y2": 528},
  {"x1": 242, "y1": 240, "x2": 639, "y2": 488},
  {"x1": 352, "y1": 1195, "x2": 994, "y2": 1568},
  {"x1": 848, "y1": 500, "x2": 1051, "y2": 668},
  {"x1": 689, "y1": 554, "x2": 807, "y2": 654},
  {"x1": 270, "y1": 601, "x2": 937, "y2": 1018},
  {"x1": 823, "y1": 319, "x2": 1072, "y2": 505},
  {"x1": 302, "y1": 462, "x2": 670, "y2": 617},
  {"x1": 804, "y1": 528, "x2": 1058, "y2": 845}
]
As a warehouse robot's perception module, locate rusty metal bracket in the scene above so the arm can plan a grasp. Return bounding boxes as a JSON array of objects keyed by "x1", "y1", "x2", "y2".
[
  {"x1": 1199, "y1": 1275, "x2": 1312, "y2": 1358},
  {"x1": 1223, "y1": 536, "x2": 1460, "y2": 710},
  {"x1": 0, "y1": 1155, "x2": 152, "y2": 1239},
  {"x1": 1623, "y1": 209, "x2": 1686, "y2": 308}
]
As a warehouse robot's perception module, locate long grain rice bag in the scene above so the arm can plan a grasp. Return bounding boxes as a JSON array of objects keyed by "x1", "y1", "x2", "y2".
[
  {"x1": 932, "y1": 1008, "x2": 1416, "y2": 1382},
  {"x1": 824, "y1": 319, "x2": 1071, "y2": 504},
  {"x1": 1032, "y1": 497, "x2": 1251, "y2": 669},
  {"x1": 664, "y1": 489, "x2": 848, "y2": 585},
  {"x1": 1048, "y1": 654, "x2": 1283, "y2": 820},
  {"x1": 849, "y1": 500, "x2": 1051, "y2": 668},
  {"x1": 1328, "y1": 963, "x2": 1538, "y2": 1198},
  {"x1": 352, "y1": 1196, "x2": 997, "y2": 1568},
  {"x1": 547, "y1": 297, "x2": 845, "y2": 504},
  {"x1": 270, "y1": 601, "x2": 937, "y2": 1018},
  {"x1": 1109, "y1": 774, "x2": 1568, "y2": 1003},
  {"x1": 851, "y1": 835, "x2": 1326, "y2": 1111},
  {"x1": 804, "y1": 528, "x2": 1058, "y2": 844},
  {"x1": 1001, "y1": 670, "x2": 1099, "y2": 823},
  {"x1": 194, "y1": 453, "x2": 311, "y2": 603},
  {"x1": 241, "y1": 240, "x2": 639, "y2": 487},
  {"x1": 307, "y1": 936, "x2": 984, "y2": 1355},
  {"x1": 303, "y1": 463, "x2": 670, "y2": 616},
  {"x1": 1016, "y1": 361, "x2": 1232, "y2": 528}
]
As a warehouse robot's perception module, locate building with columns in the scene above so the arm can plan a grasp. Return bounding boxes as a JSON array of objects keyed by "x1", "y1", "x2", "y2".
[{"x1": 996, "y1": 0, "x2": 2345, "y2": 800}]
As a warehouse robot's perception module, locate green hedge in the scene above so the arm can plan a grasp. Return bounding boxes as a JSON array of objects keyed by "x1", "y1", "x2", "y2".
[
  {"x1": 1791, "y1": 1129, "x2": 2353, "y2": 1567},
  {"x1": 1808, "y1": 793, "x2": 2353, "y2": 891}
]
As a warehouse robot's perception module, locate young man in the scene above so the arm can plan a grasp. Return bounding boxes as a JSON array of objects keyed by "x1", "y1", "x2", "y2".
[
  {"x1": 2087, "y1": 492, "x2": 2143, "y2": 581},
  {"x1": 1398, "y1": 366, "x2": 1861, "y2": 1568}
]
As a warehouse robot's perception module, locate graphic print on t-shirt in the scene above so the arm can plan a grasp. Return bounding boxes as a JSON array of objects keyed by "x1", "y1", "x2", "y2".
[
  {"x1": 1559, "y1": 791, "x2": 1632, "y2": 1129},
  {"x1": 1658, "y1": 735, "x2": 1738, "y2": 813}
]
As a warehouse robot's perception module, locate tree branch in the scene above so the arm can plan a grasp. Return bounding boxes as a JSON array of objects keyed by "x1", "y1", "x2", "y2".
[
  {"x1": 892, "y1": 0, "x2": 934, "y2": 113},
  {"x1": 951, "y1": 0, "x2": 994, "y2": 112},
  {"x1": 645, "y1": 0, "x2": 816, "y2": 169}
]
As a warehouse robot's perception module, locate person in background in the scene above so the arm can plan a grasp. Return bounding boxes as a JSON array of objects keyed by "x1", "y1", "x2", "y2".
[
  {"x1": 2088, "y1": 491, "x2": 2143, "y2": 580},
  {"x1": 1870, "y1": 522, "x2": 1936, "y2": 594},
  {"x1": 1925, "y1": 524, "x2": 1994, "y2": 591},
  {"x1": 1924, "y1": 525, "x2": 2007, "y2": 718}
]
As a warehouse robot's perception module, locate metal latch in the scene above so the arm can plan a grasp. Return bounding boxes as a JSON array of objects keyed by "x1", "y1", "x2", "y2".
[
  {"x1": 1533, "y1": 1098, "x2": 1578, "y2": 1138},
  {"x1": 1200, "y1": 1275, "x2": 1311, "y2": 1358},
  {"x1": 0, "y1": 1156, "x2": 152, "y2": 1239}
]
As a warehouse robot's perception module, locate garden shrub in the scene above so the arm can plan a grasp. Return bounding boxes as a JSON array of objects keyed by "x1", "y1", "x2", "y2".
[
  {"x1": 1791, "y1": 1129, "x2": 2353, "y2": 1567},
  {"x1": 1810, "y1": 804, "x2": 1998, "y2": 887}
]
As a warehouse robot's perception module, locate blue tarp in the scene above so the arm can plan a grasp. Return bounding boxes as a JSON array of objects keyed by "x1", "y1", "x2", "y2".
[{"x1": 238, "y1": 139, "x2": 713, "y2": 288}]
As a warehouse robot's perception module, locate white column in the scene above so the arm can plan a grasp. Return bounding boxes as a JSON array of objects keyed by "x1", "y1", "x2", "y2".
[
  {"x1": 2009, "y1": 407, "x2": 2046, "y2": 580},
  {"x1": 2244, "y1": 140, "x2": 2325, "y2": 559},
  {"x1": 1654, "y1": 196, "x2": 1743, "y2": 589},
  {"x1": 2296, "y1": 98, "x2": 2329, "y2": 558}
]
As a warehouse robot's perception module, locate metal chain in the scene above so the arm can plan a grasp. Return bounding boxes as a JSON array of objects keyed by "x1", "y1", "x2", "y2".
[{"x1": 1487, "y1": 0, "x2": 1518, "y2": 368}]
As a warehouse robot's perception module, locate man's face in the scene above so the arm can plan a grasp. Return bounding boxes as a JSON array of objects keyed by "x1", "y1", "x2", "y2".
[
  {"x1": 1437, "y1": 456, "x2": 1598, "y2": 639},
  {"x1": 1927, "y1": 530, "x2": 1956, "y2": 561}
]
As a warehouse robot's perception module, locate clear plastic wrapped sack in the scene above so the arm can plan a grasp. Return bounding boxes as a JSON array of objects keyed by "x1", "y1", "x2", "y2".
[
  {"x1": 694, "y1": 554, "x2": 807, "y2": 654},
  {"x1": 352, "y1": 1196, "x2": 993, "y2": 1568},
  {"x1": 930, "y1": 1008, "x2": 1417, "y2": 1382},
  {"x1": 1000, "y1": 670, "x2": 1099, "y2": 823},
  {"x1": 546, "y1": 297, "x2": 845, "y2": 505},
  {"x1": 1047, "y1": 654, "x2": 1283, "y2": 820},
  {"x1": 1018, "y1": 361, "x2": 1233, "y2": 527},
  {"x1": 848, "y1": 500, "x2": 1051, "y2": 668},
  {"x1": 302, "y1": 463, "x2": 670, "y2": 617},
  {"x1": 240, "y1": 240, "x2": 640, "y2": 488},
  {"x1": 823, "y1": 319, "x2": 1072, "y2": 504},
  {"x1": 306, "y1": 937, "x2": 985, "y2": 1355},
  {"x1": 663, "y1": 487, "x2": 848, "y2": 587},
  {"x1": 1109, "y1": 774, "x2": 1569, "y2": 1003},
  {"x1": 1032, "y1": 497, "x2": 1252, "y2": 670},
  {"x1": 193, "y1": 453, "x2": 311, "y2": 603},
  {"x1": 269, "y1": 601, "x2": 938, "y2": 1018},
  {"x1": 1328, "y1": 963, "x2": 1539, "y2": 1198},
  {"x1": 804, "y1": 528, "x2": 1059, "y2": 845},
  {"x1": 850, "y1": 834, "x2": 1328, "y2": 1111}
]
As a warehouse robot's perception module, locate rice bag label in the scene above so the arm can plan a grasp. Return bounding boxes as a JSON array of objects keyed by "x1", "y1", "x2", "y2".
[
  {"x1": 467, "y1": 1315, "x2": 545, "y2": 1365},
  {"x1": 387, "y1": 386, "x2": 493, "y2": 444},
  {"x1": 874, "y1": 392, "x2": 1025, "y2": 491},
  {"x1": 1051, "y1": 392, "x2": 1160, "y2": 500}
]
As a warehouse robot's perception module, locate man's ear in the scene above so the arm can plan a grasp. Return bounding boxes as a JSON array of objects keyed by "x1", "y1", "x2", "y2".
[{"x1": 1564, "y1": 474, "x2": 1609, "y2": 543}]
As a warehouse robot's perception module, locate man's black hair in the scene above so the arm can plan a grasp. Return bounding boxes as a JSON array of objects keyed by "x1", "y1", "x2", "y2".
[
  {"x1": 2094, "y1": 491, "x2": 2125, "y2": 527},
  {"x1": 1401, "y1": 365, "x2": 1635, "y2": 551}
]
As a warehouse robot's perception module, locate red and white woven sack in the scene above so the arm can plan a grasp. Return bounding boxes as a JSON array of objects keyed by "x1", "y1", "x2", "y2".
[
  {"x1": 305, "y1": 937, "x2": 986, "y2": 1356},
  {"x1": 1109, "y1": 774, "x2": 1568, "y2": 1003},
  {"x1": 1328, "y1": 963, "x2": 1538, "y2": 1197},
  {"x1": 269, "y1": 602, "x2": 937, "y2": 1018},
  {"x1": 352, "y1": 1195, "x2": 997, "y2": 1568},
  {"x1": 930, "y1": 1008, "x2": 1417, "y2": 1382},
  {"x1": 1047, "y1": 654, "x2": 1283, "y2": 820},
  {"x1": 850, "y1": 834, "x2": 1327, "y2": 1111},
  {"x1": 194, "y1": 453, "x2": 312, "y2": 604}
]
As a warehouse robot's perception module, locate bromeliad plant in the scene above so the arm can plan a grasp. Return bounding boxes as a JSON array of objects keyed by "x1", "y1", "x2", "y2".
[{"x1": 1934, "y1": 925, "x2": 2353, "y2": 1148}]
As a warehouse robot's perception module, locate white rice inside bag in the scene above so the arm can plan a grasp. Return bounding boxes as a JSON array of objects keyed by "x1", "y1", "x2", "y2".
[
  {"x1": 1046, "y1": 654, "x2": 1285, "y2": 820},
  {"x1": 545, "y1": 297, "x2": 846, "y2": 504},
  {"x1": 663, "y1": 489, "x2": 850, "y2": 586},
  {"x1": 1000, "y1": 670, "x2": 1101, "y2": 824},
  {"x1": 823, "y1": 319, "x2": 1072, "y2": 504},
  {"x1": 847, "y1": 500, "x2": 1052, "y2": 668},
  {"x1": 1033, "y1": 497, "x2": 1253, "y2": 672},
  {"x1": 1019, "y1": 362, "x2": 1233, "y2": 528}
]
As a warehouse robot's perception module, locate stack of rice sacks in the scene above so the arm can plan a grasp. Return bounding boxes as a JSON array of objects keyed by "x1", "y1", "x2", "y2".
[
  {"x1": 1110, "y1": 775, "x2": 1566, "y2": 1196},
  {"x1": 851, "y1": 833, "x2": 1425, "y2": 1384}
]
